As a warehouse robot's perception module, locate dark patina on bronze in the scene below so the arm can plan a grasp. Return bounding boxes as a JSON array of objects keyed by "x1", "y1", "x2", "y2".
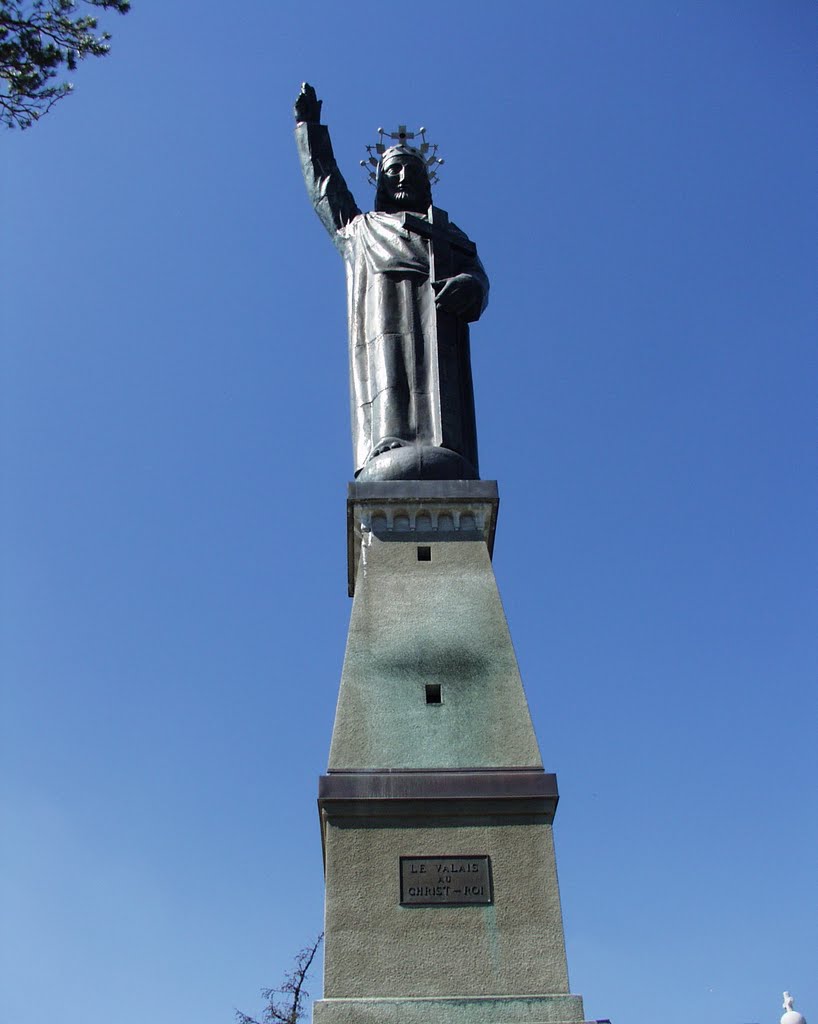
[{"x1": 294, "y1": 82, "x2": 489, "y2": 483}]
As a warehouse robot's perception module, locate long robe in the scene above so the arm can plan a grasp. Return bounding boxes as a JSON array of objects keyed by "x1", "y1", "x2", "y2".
[{"x1": 295, "y1": 122, "x2": 489, "y2": 477}]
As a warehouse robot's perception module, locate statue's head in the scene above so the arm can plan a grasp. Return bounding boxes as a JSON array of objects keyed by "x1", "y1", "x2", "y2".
[{"x1": 374, "y1": 146, "x2": 432, "y2": 213}]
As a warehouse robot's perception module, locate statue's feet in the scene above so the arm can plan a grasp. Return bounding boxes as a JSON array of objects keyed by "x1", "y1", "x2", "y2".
[
  {"x1": 357, "y1": 443, "x2": 479, "y2": 482},
  {"x1": 369, "y1": 437, "x2": 406, "y2": 459}
]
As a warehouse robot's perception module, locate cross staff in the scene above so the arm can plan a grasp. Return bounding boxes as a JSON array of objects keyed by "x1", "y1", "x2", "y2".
[{"x1": 401, "y1": 206, "x2": 479, "y2": 469}]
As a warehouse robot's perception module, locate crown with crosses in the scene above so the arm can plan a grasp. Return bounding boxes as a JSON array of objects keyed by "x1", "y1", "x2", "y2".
[{"x1": 360, "y1": 125, "x2": 444, "y2": 187}]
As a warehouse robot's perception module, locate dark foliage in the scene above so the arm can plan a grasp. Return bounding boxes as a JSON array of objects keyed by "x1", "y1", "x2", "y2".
[
  {"x1": 236, "y1": 935, "x2": 324, "y2": 1024},
  {"x1": 0, "y1": 0, "x2": 130, "y2": 129}
]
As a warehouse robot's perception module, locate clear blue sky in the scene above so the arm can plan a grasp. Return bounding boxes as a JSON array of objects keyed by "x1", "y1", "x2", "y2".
[{"x1": 2, "y1": 3, "x2": 815, "y2": 1023}]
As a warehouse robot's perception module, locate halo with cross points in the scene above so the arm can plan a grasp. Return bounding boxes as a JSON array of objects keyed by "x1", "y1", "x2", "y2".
[{"x1": 360, "y1": 125, "x2": 445, "y2": 187}]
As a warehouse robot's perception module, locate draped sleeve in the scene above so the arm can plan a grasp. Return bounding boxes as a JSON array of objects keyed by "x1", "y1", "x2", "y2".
[{"x1": 295, "y1": 122, "x2": 361, "y2": 249}]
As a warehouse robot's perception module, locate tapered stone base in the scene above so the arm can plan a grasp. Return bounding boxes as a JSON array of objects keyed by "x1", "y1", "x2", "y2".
[
  {"x1": 313, "y1": 994, "x2": 586, "y2": 1024},
  {"x1": 319, "y1": 772, "x2": 572, "y2": 1002},
  {"x1": 317, "y1": 483, "x2": 593, "y2": 1024}
]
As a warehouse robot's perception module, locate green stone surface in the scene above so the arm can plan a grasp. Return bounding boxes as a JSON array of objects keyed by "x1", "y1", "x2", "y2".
[
  {"x1": 322, "y1": 821, "x2": 572, "y2": 1000},
  {"x1": 320, "y1": 520, "x2": 589, "y2": 1023},
  {"x1": 328, "y1": 536, "x2": 542, "y2": 770},
  {"x1": 313, "y1": 994, "x2": 586, "y2": 1024}
]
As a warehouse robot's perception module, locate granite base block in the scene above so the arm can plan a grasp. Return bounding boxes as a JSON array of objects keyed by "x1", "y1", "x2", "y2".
[{"x1": 313, "y1": 994, "x2": 586, "y2": 1024}]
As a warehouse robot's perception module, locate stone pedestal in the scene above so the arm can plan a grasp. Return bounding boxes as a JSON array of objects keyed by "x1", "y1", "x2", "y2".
[{"x1": 315, "y1": 482, "x2": 587, "y2": 1024}]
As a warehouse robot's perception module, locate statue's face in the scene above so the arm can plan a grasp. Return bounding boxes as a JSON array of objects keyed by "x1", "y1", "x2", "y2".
[{"x1": 377, "y1": 154, "x2": 431, "y2": 212}]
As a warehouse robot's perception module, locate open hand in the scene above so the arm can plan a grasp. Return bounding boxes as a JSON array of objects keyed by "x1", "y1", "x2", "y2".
[{"x1": 294, "y1": 82, "x2": 323, "y2": 124}]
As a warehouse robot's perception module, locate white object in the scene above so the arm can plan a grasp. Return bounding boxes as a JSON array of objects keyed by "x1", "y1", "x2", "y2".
[{"x1": 781, "y1": 991, "x2": 807, "y2": 1024}]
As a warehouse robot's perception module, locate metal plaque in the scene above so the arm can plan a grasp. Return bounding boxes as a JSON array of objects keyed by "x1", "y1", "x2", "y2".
[{"x1": 400, "y1": 856, "x2": 493, "y2": 906}]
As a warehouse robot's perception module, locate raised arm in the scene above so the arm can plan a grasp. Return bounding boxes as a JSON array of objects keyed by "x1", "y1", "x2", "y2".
[{"x1": 294, "y1": 83, "x2": 361, "y2": 241}]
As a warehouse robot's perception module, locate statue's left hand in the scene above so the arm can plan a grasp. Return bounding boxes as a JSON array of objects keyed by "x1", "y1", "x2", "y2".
[{"x1": 432, "y1": 274, "x2": 482, "y2": 317}]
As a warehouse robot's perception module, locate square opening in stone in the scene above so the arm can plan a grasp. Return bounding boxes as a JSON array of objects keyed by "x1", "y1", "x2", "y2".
[
  {"x1": 417, "y1": 546, "x2": 432, "y2": 561},
  {"x1": 425, "y1": 683, "x2": 442, "y2": 704}
]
